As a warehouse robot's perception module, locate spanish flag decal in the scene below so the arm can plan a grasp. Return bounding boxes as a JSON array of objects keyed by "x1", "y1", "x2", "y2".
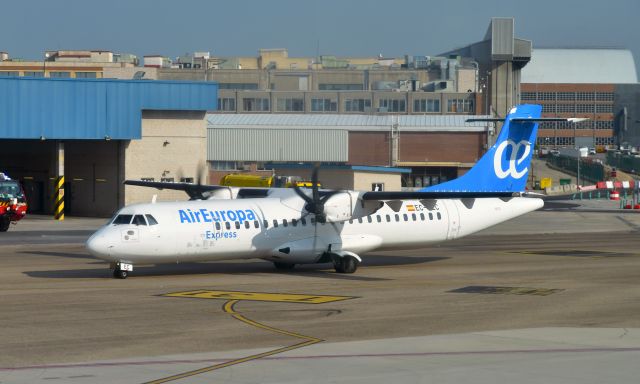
[{"x1": 406, "y1": 204, "x2": 416, "y2": 211}]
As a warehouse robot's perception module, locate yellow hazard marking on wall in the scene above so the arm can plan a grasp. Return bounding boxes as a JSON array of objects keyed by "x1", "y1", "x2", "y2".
[
  {"x1": 162, "y1": 289, "x2": 354, "y2": 304},
  {"x1": 145, "y1": 293, "x2": 352, "y2": 384}
]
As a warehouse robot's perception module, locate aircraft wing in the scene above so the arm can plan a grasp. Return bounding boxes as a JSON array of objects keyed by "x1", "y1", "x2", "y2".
[
  {"x1": 124, "y1": 180, "x2": 271, "y2": 200},
  {"x1": 123, "y1": 180, "x2": 228, "y2": 200}
]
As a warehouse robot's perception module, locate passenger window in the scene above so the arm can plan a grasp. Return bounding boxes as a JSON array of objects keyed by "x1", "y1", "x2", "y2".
[
  {"x1": 376, "y1": 215, "x2": 382, "y2": 223},
  {"x1": 385, "y1": 215, "x2": 391, "y2": 222},
  {"x1": 429, "y1": 212, "x2": 433, "y2": 220},
  {"x1": 112, "y1": 214, "x2": 133, "y2": 225},
  {"x1": 215, "y1": 222, "x2": 221, "y2": 230},
  {"x1": 437, "y1": 212, "x2": 442, "y2": 220},
  {"x1": 403, "y1": 214, "x2": 408, "y2": 221},
  {"x1": 358, "y1": 217, "x2": 363, "y2": 224},
  {"x1": 235, "y1": 222, "x2": 241, "y2": 229},
  {"x1": 283, "y1": 219, "x2": 288, "y2": 227},
  {"x1": 254, "y1": 220, "x2": 259, "y2": 228},
  {"x1": 411, "y1": 213, "x2": 416, "y2": 221},
  {"x1": 367, "y1": 216, "x2": 372, "y2": 223},
  {"x1": 292, "y1": 219, "x2": 298, "y2": 227},
  {"x1": 145, "y1": 214, "x2": 159, "y2": 225},
  {"x1": 225, "y1": 222, "x2": 231, "y2": 230},
  {"x1": 420, "y1": 213, "x2": 425, "y2": 221},
  {"x1": 244, "y1": 221, "x2": 250, "y2": 229},
  {"x1": 263, "y1": 220, "x2": 269, "y2": 228},
  {"x1": 301, "y1": 218, "x2": 306, "y2": 225},
  {"x1": 132, "y1": 215, "x2": 147, "y2": 226},
  {"x1": 273, "y1": 219, "x2": 278, "y2": 228}
]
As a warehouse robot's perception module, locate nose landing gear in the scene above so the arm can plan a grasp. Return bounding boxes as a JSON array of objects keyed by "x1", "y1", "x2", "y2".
[{"x1": 111, "y1": 262, "x2": 133, "y2": 279}]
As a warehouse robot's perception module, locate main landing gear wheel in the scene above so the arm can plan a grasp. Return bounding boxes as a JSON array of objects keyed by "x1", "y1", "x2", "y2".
[
  {"x1": 273, "y1": 262, "x2": 296, "y2": 271},
  {"x1": 334, "y1": 255, "x2": 359, "y2": 274}
]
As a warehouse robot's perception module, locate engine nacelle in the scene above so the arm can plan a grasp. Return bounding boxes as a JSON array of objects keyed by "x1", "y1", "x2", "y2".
[{"x1": 323, "y1": 191, "x2": 383, "y2": 222}]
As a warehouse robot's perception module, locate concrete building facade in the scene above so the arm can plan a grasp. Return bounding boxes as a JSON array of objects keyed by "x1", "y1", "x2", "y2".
[{"x1": 0, "y1": 50, "x2": 137, "y2": 79}]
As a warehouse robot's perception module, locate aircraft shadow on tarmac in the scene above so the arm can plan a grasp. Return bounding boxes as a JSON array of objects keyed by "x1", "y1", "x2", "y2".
[
  {"x1": 23, "y1": 254, "x2": 448, "y2": 280},
  {"x1": 19, "y1": 250, "x2": 96, "y2": 260}
]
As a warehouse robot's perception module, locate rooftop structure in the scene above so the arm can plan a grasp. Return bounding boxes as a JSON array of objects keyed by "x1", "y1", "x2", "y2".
[{"x1": 522, "y1": 48, "x2": 638, "y2": 84}]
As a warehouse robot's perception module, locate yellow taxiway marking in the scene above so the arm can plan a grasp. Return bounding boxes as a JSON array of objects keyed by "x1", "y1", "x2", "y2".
[
  {"x1": 145, "y1": 292, "x2": 355, "y2": 384},
  {"x1": 162, "y1": 289, "x2": 354, "y2": 304}
]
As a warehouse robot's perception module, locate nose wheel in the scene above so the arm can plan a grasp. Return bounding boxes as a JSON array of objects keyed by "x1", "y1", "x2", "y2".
[{"x1": 111, "y1": 262, "x2": 133, "y2": 279}]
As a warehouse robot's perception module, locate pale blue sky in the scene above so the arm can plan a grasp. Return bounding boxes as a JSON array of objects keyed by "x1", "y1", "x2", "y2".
[{"x1": 2, "y1": 0, "x2": 638, "y2": 75}]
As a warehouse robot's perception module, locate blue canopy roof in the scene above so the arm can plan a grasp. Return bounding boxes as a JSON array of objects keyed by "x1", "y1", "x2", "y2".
[{"x1": 0, "y1": 77, "x2": 218, "y2": 140}]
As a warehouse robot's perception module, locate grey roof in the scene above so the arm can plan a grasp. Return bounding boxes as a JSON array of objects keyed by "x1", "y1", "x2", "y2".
[
  {"x1": 207, "y1": 114, "x2": 491, "y2": 132},
  {"x1": 521, "y1": 48, "x2": 638, "y2": 84}
]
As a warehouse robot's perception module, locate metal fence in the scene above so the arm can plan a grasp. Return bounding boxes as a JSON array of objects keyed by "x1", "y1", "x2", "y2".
[
  {"x1": 607, "y1": 152, "x2": 640, "y2": 174},
  {"x1": 547, "y1": 155, "x2": 605, "y2": 184}
]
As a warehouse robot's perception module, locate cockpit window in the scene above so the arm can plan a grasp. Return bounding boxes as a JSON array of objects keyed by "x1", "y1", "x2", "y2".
[
  {"x1": 132, "y1": 215, "x2": 147, "y2": 226},
  {"x1": 112, "y1": 214, "x2": 133, "y2": 225},
  {"x1": 145, "y1": 214, "x2": 159, "y2": 225}
]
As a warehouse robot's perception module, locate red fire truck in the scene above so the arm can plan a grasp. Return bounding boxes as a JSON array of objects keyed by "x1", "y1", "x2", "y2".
[{"x1": 0, "y1": 173, "x2": 27, "y2": 232}]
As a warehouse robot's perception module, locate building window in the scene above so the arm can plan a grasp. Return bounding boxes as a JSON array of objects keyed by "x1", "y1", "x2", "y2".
[
  {"x1": 319, "y1": 83, "x2": 363, "y2": 91},
  {"x1": 446, "y1": 99, "x2": 474, "y2": 113},
  {"x1": 576, "y1": 92, "x2": 595, "y2": 101},
  {"x1": 539, "y1": 122, "x2": 556, "y2": 130},
  {"x1": 75, "y1": 72, "x2": 97, "y2": 78},
  {"x1": 311, "y1": 98, "x2": 337, "y2": 112},
  {"x1": 49, "y1": 72, "x2": 71, "y2": 78},
  {"x1": 521, "y1": 92, "x2": 537, "y2": 101},
  {"x1": 556, "y1": 104, "x2": 575, "y2": 113},
  {"x1": 219, "y1": 83, "x2": 259, "y2": 90},
  {"x1": 576, "y1": 104, "x2": 594, "y2": 113},
  {"x1": 542, "y1": 104, "x2": 556, "y2": 113},
  {"x1": 414, "y1": 99, "x2": 440, "y2": 113},
  {"x1": 218, "y1": 97, "x2": 236, "y2": 111},
  {"x1": 345, "y1": 98, "x2": 371, "y2": 112},
  {"x1": 276, "y1": 98, "x2": 304, "y2": 112},
  {"x1": 0, "y1": 71, "x2": 19, "y2": 77},
  {"x1": 595, "y1": 137, "x2": 614, "y2": 145},
  {"x1": 596, "y1": 104, "x2": 613, "y2": 113},
  {"x1": 243, "y1": 98, "x2": 270, "y2": 112},
  {"x1": 595, "y1": 92, "x2": 614, "y2": 101},
  {"x1": 557, "y1": 92, "x2": 575, "y2": 101},
  {"x1": 555, "y1": 137, "x2": 575, "y2": 146},
  {"x1": 210, "y1": 161, "x2": 237, "y2": 170},
  {"x1": 23, "y1": 71, "x2": 44, "y2": 77},
  {"x1": 378, "y1": 99, "x2": 406, "y2": 113},
  {"x1": 539, "y1": 92, "x2": 556, "y2": 101},
  {"x1": 595, "y1": 121, "x2": 613, "y2": 129}
]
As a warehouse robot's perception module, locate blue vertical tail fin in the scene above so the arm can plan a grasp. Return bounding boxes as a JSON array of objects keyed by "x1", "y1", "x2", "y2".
[{"x1": 421, "y1": 104, "x2": 542, "y2": 193}]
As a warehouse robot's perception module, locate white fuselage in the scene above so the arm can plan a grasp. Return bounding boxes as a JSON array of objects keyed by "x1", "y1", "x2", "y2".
[{"x1": 86, "y1": 194, "x2": 543, "y2": 266}]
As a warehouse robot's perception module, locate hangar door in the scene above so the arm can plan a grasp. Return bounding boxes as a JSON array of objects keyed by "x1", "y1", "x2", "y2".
[{"x1": 0, "y1": 140, "x2": 120, "y2": 217}]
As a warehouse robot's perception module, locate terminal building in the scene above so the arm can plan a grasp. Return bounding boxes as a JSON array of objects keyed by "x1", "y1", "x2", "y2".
[{"x1": 520, "y1": 48, "x2": 638, "y2": 150}]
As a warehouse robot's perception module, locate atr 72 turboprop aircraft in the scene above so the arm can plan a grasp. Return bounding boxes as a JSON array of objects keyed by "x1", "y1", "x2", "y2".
[{"x1": 87, "y1": 104, "x2": 584, "y2": 278}]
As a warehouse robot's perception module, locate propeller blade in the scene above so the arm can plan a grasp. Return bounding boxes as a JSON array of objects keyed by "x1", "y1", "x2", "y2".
[{"x1": 293, "y1": 184, "x2": 314, "y2": 205}]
